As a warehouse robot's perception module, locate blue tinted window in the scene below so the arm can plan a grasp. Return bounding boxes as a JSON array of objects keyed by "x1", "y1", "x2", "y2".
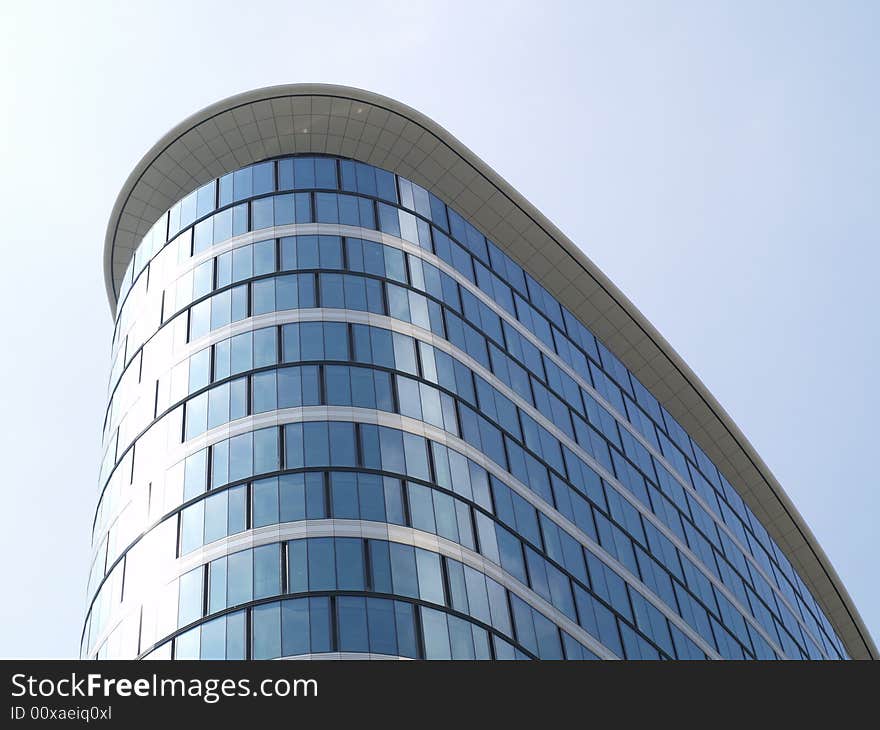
[
  {"x1": 384, "y1": 478, "x2": 405, "y2": 525},
  {"x1": 416, "y1": 549, "x2": 445, "y2": 605},
  {"x1": 303, "y1": 422, "x2": 329, "y2": 466},
  {"x1": 252, "y1": 602, "x2": 281, "y2": 659},
  {"x1": 421, "y1": 607, "x2": 451, "y2": 660},
  {"x1": 254, "y1": 544, "x2": 280, "y2": 599},
  {"x1": 395, "y1": 601, "x2": 419, "y2": 658},
  {"x1": 390, "y1": 543, "x2": 418, "y2": 598},
  {"x1": 337, "y1": 596, "x2": 369, "y2": 652},
  {"x1": 407, "y1": 483, "x2": 435, "y2": 534},
  {"x1": 331, "y1": 472, "x2": 358, "y2": 519},
  {"x1": 280, "y1": 474, "x2": 305, "y2": 522},
  {"x1": 369, "y1": 540, "x2": 393, "y2": 593},
  {"x1": 180, "y1": 502, "x2": 205, "y2": 555},
  {"x1": 281, "y1": 598, "x2": 309, "y2": 656},
  {"x1": 306, "y1": 473, "x2": 326, "y2": 519},
  {"x1": 177, "y1": 567, "x2": 203, "y2": 627},
  {"x1": 308, "y1": 538, "x2": 336, "y2": 591},
  {"x1": 367, "y1": 598, "x2": 397, "y2": 655},
  {"x1": 227, "y1": 549, "x2": 253, "y2": 607},
  {"x1": 253, "y1": 477, "x2": 279, "y2": 528},
  {"x1": 228, "y1": 485, "x2": 247, "y2": 534},
  {"x1": 336, "y1": 538, "x2": 365, "y2": 590},
  {"x1": 203, "y1": 489, "x2": 227, "y2": 544},
  {"x1": 309, "y1": 597, "x2": 332, "y2": 653}
]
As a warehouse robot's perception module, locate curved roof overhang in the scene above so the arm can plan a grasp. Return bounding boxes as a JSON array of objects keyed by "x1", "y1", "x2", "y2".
[{"x1": 103, "y1": 83, "x2": 876, "y2": 659}]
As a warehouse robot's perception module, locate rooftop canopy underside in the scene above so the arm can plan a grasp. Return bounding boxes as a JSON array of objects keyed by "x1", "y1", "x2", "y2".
[{"x1": 103, "y1": 83, "x2": 876, "y2": 659}]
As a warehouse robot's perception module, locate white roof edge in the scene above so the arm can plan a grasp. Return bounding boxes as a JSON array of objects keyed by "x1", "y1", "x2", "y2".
[{"x1": 102, "y1": 83, "x2": 876, "y2": 659}]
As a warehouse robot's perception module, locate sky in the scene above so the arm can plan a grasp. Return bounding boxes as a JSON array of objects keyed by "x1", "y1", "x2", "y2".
[{"x1": 0, "y1": 0, "x2": 877, "y2": 658}]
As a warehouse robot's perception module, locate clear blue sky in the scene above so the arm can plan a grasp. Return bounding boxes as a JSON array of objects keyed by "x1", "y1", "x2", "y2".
[{"x1": 0, "y1": 0, "x2": 876, "y2": 658}]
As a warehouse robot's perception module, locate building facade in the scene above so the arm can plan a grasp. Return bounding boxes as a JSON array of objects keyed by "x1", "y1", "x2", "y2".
[{"x1": 84, "y1": 85, "x2": 876, "y2": 660}]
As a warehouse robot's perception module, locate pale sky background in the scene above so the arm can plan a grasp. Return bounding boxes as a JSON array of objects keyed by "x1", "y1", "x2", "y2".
[{"x1": 0, "y1": 0, "x2": 876, "y2": 658}]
